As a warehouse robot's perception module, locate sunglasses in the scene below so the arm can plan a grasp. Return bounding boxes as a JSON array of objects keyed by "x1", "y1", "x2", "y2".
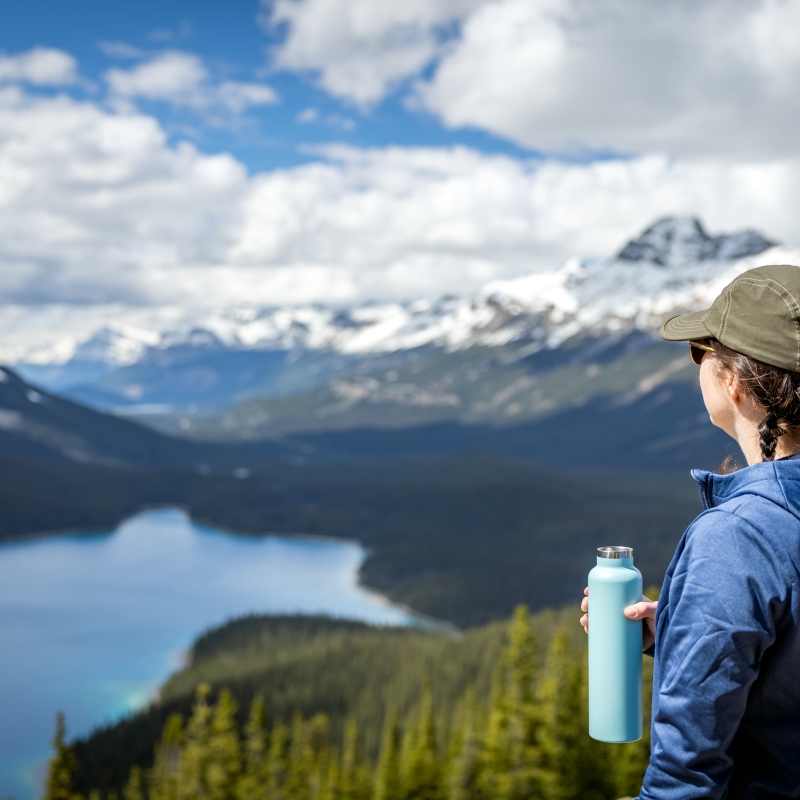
[{"x1": 689, "y1": 340, "x2": 715, "y2": 365}]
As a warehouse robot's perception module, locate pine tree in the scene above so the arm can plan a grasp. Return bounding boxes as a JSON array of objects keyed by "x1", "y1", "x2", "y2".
[
  {"x1": 478, "y1": 606, "x2": 541, "y2": 800},
  {"x1": 284, "y1": 714, "x2": 331, "y2": 800},
  {"x1": 338, "y1": 718, "x2": 370, "y2": 800},
  {"x1": 284, "y1": 714, "x2": 311, "y2": 800},
  {"x1": 150, "y1": 713, "x2": 184, "y2": 800},
  {"x1": 400, "y1": 687, "x2": 442, "y2": 800},
  {"x1": 122, "y1": 766, "x2": 145, "y2": 800},
  {"x1": 177, "y1": 683, "x2": 214, "y2": 799},
  {"x1": 313, "y1": 715, "x2": 336, "y2": 800},
  {"x1": 206, "y1": 689, "x2": 242, "y2": 800},
  {"x1": 372, "y1": 709, "x2": 401, "y2": 800},
  {"x1": 42, "y1": 712, "x2": 80, "y2": 800},
  {"x1": 238, "y1": 696, "x2": 268, "y2": 800},
  {"x1": 318, "y1": 754, "x2": 339, "y2": 800},
  {"x1": 446, "y1": 689, "x2": 482, "y2": 800},
  {"x1": 264, "y1": 720, "x2": 288, "y2": 800},
  {"x1": 536, "y1": 629, "x2": 582, "y2": 800}
]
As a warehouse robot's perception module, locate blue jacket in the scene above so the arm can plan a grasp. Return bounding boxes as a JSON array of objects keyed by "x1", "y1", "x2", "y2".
[{"x1": 638, "y1": 457, "x2": 800, "y2": 799}]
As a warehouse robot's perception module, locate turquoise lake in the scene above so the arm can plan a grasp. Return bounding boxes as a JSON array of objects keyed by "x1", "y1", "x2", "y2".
[{"x1": 0, "y1": 509, "x2": 419, "y2": 800}]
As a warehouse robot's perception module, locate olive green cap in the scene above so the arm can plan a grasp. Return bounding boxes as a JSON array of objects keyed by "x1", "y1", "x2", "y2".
[{"x1": 661, "y1": 264, "x2": 800, "y2": 372}]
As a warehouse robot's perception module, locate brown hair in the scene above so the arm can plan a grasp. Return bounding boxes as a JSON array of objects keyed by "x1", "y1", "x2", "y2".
[{"x1": 709, "y1": 340, "x2": 800, "y2": 462}]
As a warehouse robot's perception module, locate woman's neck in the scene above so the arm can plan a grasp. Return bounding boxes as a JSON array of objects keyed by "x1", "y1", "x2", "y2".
[{"x1": 739, "y1": 430, "x2": 800, "y2": 465}]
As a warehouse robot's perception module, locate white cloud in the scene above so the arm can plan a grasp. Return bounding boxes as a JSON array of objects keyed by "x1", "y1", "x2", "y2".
[
  {"x1": 265, "y1": 0, "x2": 483, "y2": 105},
  {"x1": 295, "y1": 107, "x2": 355, "y2": 129},
  {"x1": 0, "y1": 86, "x2": 248, "y2": 307},
  {"x1": 105, "y1": 51, "x2": 278, "y2": 114},
  {"x1": 106, "y1": 51, "x2": 205, "y2": 101},
  {"x1": 98, "y1": 41, "x2": 147, "y2": 60},
  {"x1": 0, "y1": 47, "x2": 78, "y2": 86},
  {"x1": 415, "y1": 0, "x2": 800, "y2": 159},
  {"x1": 229, "y1": 146, "x2": 800, "y2": 301},
  {"x1": 4, "y1": 79, "x2": 800, "y2": 349},
  {"x1": 268, "y1": 0, "x2": 800, "y2": 160},
  {"x1": 216, "y1": 81, "x2": 278, "y2": 114},
  {"x1": 296, "y1": 107, "x2": 319, "y2": 123}
]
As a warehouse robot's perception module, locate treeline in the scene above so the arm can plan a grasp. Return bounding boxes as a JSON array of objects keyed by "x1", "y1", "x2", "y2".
[{"x1": 49, "y1": 609, "x2": 652, "y2": 800}]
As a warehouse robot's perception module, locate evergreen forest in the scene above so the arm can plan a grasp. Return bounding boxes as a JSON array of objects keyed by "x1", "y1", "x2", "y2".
[{"x1": 47, "y1": 606, "x2": 655, "y2": 800}]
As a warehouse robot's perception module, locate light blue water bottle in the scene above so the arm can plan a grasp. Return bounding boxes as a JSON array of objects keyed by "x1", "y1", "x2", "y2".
[{"x1": 588, "y1": 545, "x2": 642, "y2": 742}]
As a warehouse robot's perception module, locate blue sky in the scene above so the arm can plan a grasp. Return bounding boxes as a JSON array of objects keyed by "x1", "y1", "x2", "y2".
[
  {"x1": 0, "y1": 0, "x2": 535, "y2": 172},
  {"x1": 3, "y1": 0, "x2": 800, "y2": 360}
]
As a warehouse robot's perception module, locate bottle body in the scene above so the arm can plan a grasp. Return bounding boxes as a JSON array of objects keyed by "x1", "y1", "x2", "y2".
[{"x1": 588, "y1": 548, "x2": 643, "y2": 742}]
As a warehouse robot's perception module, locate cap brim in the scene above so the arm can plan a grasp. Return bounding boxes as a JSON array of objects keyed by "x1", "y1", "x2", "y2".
[{"x1": 660, "y1": 310, "x2": 713, "y2": 341}]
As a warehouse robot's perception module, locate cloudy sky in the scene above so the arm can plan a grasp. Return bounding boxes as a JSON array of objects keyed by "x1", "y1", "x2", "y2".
[{"x1": 3, "y1": 0, "x2": 800, "y2": 351}]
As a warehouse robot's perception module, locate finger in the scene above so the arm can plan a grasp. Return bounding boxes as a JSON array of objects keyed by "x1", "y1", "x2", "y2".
[
  {"x1": 579, "y1": 613, "x2": 588, "y2": 627},
  {"x1": 581, "y1": 598, "x2": 588, "y2": 612},
  {"x1": 624, "y1": 602, "x2": 647, "y2": 619},
  {"x1": 624, "y1": 601, "x2": 657, "y2": 619},
  {"x1": 584, "y1": 586, "x2": 589, "y2": 596}
]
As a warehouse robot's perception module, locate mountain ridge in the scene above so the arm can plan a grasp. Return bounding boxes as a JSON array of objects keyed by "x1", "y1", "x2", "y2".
[
  {"x1": 0, "y1": 365, "x2": 299, "y2": 468},
  {"x1": 17, "y1": 216, "x2": 784, "y2": 378},
  {"x1": 10, "y1": 216, "x2": 793, "y2": 437}
]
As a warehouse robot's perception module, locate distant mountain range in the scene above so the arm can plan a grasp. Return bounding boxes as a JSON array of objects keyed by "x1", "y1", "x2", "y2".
[
  {"x1": 4, "y1": 215, "x2": 780, "y2": 462},
  {"x1": 17, "y1": 216, "x2": 779, "y2": 390}
]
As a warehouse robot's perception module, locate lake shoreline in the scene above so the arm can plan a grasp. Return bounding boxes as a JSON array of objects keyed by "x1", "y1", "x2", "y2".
[
  {"x1": 0, "y1": 503, "x2": 459, "y2": 634},
  {"x1": 0, "y1": 508, "x2": 447, "y2": 800}
]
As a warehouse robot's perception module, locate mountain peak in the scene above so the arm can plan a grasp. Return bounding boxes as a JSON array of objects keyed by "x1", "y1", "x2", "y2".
[
  {"x1": 74, "y1": 324, "x2": 160, "y2": 367},
  {"x1": 616, "y1": 215, "x2": 775, "y2": 267}
]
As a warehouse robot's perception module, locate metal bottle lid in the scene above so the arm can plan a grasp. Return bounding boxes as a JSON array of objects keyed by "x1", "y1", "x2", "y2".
[{"x1": 597, "y1": 546, "x2": 633, "y2": 559}]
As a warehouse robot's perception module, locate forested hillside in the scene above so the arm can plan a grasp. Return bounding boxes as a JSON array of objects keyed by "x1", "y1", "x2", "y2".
[
  {"x1": 57, "y1": 607, "x2": 654, "y2": 800},
  {"x1": 0, "y1": 452, "x2": 697, "y2": 626},
  {"x1": 0, "y1": 367, "x2": 295, "y2": 468}
]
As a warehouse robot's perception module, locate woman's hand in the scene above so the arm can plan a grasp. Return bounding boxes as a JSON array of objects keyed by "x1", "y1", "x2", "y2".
[
  {"x1": 625, "y1": 596, "x2": 657, "y2": 651},
  {"x1": 580, "y1": 587, "x2": 658, "y2": 652},
  {"x1": 580, "y1": 587, "x2": 590, "y2": 634}
]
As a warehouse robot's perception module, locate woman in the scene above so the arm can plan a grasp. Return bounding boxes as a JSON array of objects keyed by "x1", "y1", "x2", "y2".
[{"x1": 580, "y1": 264, "x2": 800, "y2": 798}]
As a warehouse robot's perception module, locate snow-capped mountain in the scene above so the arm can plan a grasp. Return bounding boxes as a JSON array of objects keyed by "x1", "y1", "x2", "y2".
[
  {"x1": 616, "y1": 216, "x2": 775, "y2": 266},
  {"x1": 18, "y1": 215, "x2": 788, "y2": 369},
  {"x1": 11, "y1": 214, "x2": 795, "y2": 424}
]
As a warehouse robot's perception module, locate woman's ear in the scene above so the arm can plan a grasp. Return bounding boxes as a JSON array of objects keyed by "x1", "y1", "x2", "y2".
[{"x1": 727, "y1": 372, "x2": 741, "y2": 403}]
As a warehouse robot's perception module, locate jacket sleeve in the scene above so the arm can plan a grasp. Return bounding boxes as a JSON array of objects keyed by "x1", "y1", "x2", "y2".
[{"x1": 638, "y1": 509, "x2": 781, "y2": 799}]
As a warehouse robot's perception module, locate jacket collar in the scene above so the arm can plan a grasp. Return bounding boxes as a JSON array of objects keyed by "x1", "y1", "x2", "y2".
[{"x1": 691, "y1": 454, "x2": 800, "y2": 510}]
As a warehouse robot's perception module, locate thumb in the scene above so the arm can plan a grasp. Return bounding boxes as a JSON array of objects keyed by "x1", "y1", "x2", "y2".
[{"x1": 624, "y1": 602, "x2": 652, "y2": 620}]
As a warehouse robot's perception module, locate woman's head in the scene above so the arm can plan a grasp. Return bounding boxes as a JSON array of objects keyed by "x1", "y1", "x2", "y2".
[
  {"x1": 694, "y1": 339, "x2": 800, "y2": 462},
  {"x1": 661, "y1": 264, "x2": 800, "y2": 464}
]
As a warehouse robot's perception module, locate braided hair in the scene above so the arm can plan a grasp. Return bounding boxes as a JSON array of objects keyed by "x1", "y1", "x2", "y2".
[{"x1": 709, "y1": 340, "x2": 800, "y2": 462}]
